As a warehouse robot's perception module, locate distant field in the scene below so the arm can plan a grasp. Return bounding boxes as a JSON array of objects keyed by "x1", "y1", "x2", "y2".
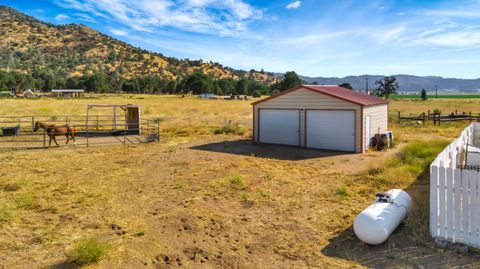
[{"x1": 391, "y1": 94, "x2": 480, "y2": 99}]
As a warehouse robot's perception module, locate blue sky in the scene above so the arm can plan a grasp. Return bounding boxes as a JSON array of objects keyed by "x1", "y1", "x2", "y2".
[{"x1": 2, "y1": 0, "x2": 480, "y2": 78}]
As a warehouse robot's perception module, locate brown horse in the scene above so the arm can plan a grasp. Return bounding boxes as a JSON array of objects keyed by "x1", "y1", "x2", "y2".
[{"x1": 34, "y1": 121, "x2": 76, "y2": 147}]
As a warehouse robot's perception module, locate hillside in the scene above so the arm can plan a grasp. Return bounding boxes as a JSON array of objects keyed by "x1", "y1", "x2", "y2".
[
  {"x1": 0, "y1": 6, "x2": 277, "y2": 85},
  {"x1": 297, "y1": 74, "x2": 480, "y2": 93}
]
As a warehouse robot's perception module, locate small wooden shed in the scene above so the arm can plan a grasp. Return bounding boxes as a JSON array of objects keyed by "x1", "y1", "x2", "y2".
[
  {"x1": 252, "y1": 85, "x2": 388, "y2": 153},
  {"x1": 86, "y1": 104, "x2": 141, "y2": 135},
  {"x1": 52, "y1": 89, "x2": 85, "y2": 98}
]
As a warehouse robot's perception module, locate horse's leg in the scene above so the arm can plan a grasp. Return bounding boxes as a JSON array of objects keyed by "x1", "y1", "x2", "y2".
[
  {"x1": 48, "y1": 136, "x2": 52, "y2": 147},
  {"x1": 65, "y1": 133, "x2": 69, "y2": 144},
  {"x1": 53, "y1": 135, "x2": 59, "y2": 146}
]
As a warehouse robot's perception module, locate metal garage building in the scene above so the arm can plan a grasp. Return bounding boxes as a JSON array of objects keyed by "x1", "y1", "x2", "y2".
[{"x1": 252, "y1": 85, "x2": 388, "y2": 153}]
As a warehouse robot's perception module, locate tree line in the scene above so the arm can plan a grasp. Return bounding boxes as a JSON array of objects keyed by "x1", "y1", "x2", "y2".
[
  {"x1": 0, "y1": 69, "x2": 272, "y2": 96},
  {"x1": 0, "y1": 67, "x2": 402, "y2": 99}
]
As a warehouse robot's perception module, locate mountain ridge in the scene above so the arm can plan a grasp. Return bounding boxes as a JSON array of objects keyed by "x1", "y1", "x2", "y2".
[
  {"x1": 0, "y1": 5, "x2": 277, "y2": 85},
  {"x1": 295, "y1": 74, "x2": 480, "y2": 93}
]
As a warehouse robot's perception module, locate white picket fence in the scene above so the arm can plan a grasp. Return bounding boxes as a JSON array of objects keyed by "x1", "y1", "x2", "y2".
[{"x1": 430, "y1": 123, "x2": 480, "y2": 247}]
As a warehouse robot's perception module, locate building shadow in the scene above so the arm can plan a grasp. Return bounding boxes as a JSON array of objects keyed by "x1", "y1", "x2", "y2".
[
  {"x1": 190, "y1": 139, "x2": 353, "y2": 161},
  {"x1": 321, "y1": 164, "x2": 480, "y2": 268}
]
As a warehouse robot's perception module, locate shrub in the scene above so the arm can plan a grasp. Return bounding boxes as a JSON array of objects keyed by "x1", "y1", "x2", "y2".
[
  {"x1": 0, "y1": 206, "x2": 15, "y2": 223},
  {"x1": 213, "y1": 124, "x2": 245, "y2": 135},
  {"x1": 134, "y1": 231, "x2": 145, "y2": 237},
  {"x1": 15, "y1": 192, "x2": 36, "y2": 209},
  {"x1": 230, "y1": 174, "x2": 243, "y2": 187},
  {"x1": 336, "y1": 186, "x2": 349, "y2": 197},
  {"x1": 66, "y1": 238, "x2": 108, "y2": 265}
]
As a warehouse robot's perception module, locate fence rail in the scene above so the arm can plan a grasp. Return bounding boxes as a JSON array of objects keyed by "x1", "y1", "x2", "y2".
[
  {"x1": 0, "y1": 115, "x2": 160, "y2": 150},
  {"x1": 430, "y1": 123, "x2": 480, "y2": 248}
]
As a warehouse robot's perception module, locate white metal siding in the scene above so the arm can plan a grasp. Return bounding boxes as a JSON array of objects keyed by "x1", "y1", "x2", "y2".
[
  {"x1": 306, "y1": 110, "x2": 355, "y2": 152},
  {"x1": 363, "y1": 104, "x2": 388, "y2": 148},
  {"x1": 253, "y1": 88, "x2": 362, "y2": 152},
  {"x1": 259, "y1": 109, "x2": 300, "y2": 146},
  {"x1": 364, "y1": 115, "x2": 371, "y2": 151}
]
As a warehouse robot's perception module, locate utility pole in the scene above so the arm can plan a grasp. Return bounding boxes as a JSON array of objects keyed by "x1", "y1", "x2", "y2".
[
  {"x1": 365, "y1": 76, "x2": 369, "y2": 94},
  {"x1": 435, "y1": 85, "x2": 438, "y2": 99}
]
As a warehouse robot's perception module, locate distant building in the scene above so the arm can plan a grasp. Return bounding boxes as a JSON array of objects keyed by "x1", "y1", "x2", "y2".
[
  {"x1": 198, "y1": 93, "x2": 216, "y2": 99},
  {"x1": 51, "y1": 89, "x2": 85, "y2": 98}
]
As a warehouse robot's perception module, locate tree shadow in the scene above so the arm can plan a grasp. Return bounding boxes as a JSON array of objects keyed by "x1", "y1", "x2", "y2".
[
  {"x1": 321, "y1": 164, "x2": 480, "y2": 268},
  {"x1": 190, "y1": 139, "x2": 353, "y2": 161}
]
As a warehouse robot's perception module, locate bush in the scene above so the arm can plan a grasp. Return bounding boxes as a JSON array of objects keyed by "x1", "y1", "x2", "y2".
[
  {"x1": 336, "y1": 186, "x2": 349, "y2": 197},
  {"x1": 213, "y1": 124, "x2": 245, "y2": 135},
  {"x1": 15, "y1": 192, "x2": 36, "y2": 209},
  {"x1": 230, "y1": 174, "x2": 243, "y2": 187},
  {"x1": 0, "y1": 206, "x2": 15, "y2": 223},
  {"x1": 66, "y1": 238, "x2": 108, "y2": 265}
]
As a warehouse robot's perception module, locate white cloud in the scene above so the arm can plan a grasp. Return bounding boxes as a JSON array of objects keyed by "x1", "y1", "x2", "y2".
[
  {"x1": 417, "y1": 31, "x2": 480, "y2": 47},
  {"x1": 74, "y1": 13, "x2": 97, "y2": 23},
  {"x1": 425, "y1": 10, "x2": 480, "y2": 18},
  {"x1": 286, "y1": 1, "x2": 301, "y2": 10},
  {"x1": 110, "y1": 29, "x2": 129, "y2": 37},
  {"x1": 55, "y1": 0, "x2": 264, "y2": 36},
  {"x1": 54, "y1": 13, "x2": 69, "y2": 21}
]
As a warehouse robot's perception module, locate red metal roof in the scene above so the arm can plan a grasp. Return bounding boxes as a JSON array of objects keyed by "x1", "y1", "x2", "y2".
[{"x1": 252, "y1": 85, "x2": 388, "y2": 106}]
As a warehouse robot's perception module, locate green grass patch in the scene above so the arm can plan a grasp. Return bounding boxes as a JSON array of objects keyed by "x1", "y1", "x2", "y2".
[
  {"x1": 335, "y1": 186, "x2": 349, "y2": 197},
  {"x1": 264, "y1": 172, "x2": 274, "y2": 181},
  {"x1": 15, "y1": 192, "x2": 36, "y2": 209},
  {"x1": 134, "y1": 231, "x2": 145, "y2": 237},
  {"x1": 230, "y1": 174, "x2": 243, "y2": 188},
  {"x1": 213, "y1": 124, "x2": 246, "y2": 135},
  {"x1": 66, "y1": 238, "x2": 108, "y2": 265},
  {"x1": 0, "y1": 206, "x2": 15, "y2": 223}
]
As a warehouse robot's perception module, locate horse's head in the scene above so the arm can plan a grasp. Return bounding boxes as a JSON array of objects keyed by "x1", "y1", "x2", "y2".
[{"x1": 33, "y1": 121, "x2": 41, "y2": 132}]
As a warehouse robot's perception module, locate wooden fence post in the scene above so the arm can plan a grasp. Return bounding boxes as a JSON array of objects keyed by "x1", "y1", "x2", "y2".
[
  {"x1": 398, "y1": 111, "x2": 401, "y2": 124},
  {"x1": 31, "y1": 116, "x2": 34, "y2": 134},
  {"x1": 43, "y1": 128, "x2": 46, "y2": 148}
]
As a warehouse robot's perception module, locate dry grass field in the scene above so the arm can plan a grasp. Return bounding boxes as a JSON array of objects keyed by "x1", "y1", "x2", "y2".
[{"x1": 1, "y1": 95, "x2": 480, "y2": 268}]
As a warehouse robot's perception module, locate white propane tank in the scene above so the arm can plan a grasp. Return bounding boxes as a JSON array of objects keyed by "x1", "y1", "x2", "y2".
[{"x1": 353, "y1": 189, "x2": 412, "y2": 245}]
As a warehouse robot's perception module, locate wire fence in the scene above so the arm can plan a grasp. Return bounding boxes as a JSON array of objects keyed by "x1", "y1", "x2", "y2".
[{"x1": 0, "y1": 115, "x2": 160, "y2": 150}]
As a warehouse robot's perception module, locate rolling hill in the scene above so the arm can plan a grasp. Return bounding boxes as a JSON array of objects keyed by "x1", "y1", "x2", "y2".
[{"x1": 0, "y1": 6, "x2": 277, "y2": 84}]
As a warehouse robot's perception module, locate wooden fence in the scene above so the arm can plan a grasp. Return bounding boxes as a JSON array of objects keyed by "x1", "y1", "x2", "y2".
[{"x1": 430, "y1": 123, "x2": 480, "y2": 247}]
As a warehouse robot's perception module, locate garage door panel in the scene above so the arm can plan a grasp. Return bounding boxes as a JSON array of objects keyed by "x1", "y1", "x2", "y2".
[
  {"x1": 306, "y1": 110, "x2": 355, "y2": 152},
  {"x1": 259, "y1": 109, "x2": 300, "y2": 146}
]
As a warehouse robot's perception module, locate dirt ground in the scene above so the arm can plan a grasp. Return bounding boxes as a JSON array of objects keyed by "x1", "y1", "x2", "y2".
[{"x1": 1, "y1": 135, "x2": 480, "y2": 269}]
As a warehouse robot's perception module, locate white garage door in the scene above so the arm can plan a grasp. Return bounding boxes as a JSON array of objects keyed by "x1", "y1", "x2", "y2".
[
  {"x1": 306, "y1": 110, "x2": 355, "y2": 152},
  {"x1": 259, "y1": 109, "x2": 300, "y2": 146}
]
